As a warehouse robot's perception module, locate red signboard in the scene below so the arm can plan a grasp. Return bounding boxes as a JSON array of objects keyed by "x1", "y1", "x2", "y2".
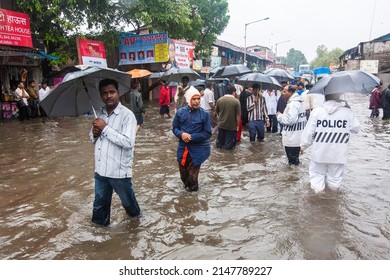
[
  {"x1": 0, "y1": 8, "x2": 32, "y2": 48},
  {"x1": 77, "y1": 38, "x2": 107, "y2": 68}
]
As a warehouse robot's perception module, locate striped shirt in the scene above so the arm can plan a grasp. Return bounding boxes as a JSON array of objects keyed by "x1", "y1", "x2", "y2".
[
  {"x1": 89, "y1": 102, "x2": 137, "y2": 178},
  {"x1": 247, "y1": 94, "x2": 269, "y2": 121}
]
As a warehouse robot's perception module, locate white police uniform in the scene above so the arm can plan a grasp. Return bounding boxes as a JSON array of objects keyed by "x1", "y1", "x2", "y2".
[
  {"x1": 301, "y1": 100, "x2": 360, "y2": 192},
  {"x1": 278, "y1": 93, "x2": 307, "y2": 147}
]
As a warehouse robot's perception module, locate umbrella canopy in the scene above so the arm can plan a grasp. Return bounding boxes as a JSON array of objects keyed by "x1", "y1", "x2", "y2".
[
  {"x1": 161, "y1": 67, "x2": 200, "y2": 83},
  {"x1": 127, "y1": 69, "x2": 152, "y2": 79},
  {"x1": 309, "y1": 70, "x2": 381, "y2": 95},
  {"x1": 40, "y1": 66, "x2": 132, "y2": 118},
  {"x1": 264, "y1": 68, "x2": 294, "y2": 83},
  {"x1": 236, "y1": 72, "x2": 282, "y2": 90},
  {"x1": 45, "y1": 65, "x2": 81, "y2": 79},
  {"x1": 189, "y1": 79, "x2": 206, "y2": 87},
  {"x1": 149, "y1": 71, "x2": 165, "y2": 79},
  {"x1": 211, "y1": 64, "x2": 252, "y2": 78},
  {"x1": 210, "y1": 66, "x2": 223, "y2": 75}
]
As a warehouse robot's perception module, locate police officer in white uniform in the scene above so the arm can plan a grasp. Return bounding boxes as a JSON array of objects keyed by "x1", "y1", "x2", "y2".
[
  {"x1": 300, "y1": 93, "x2": 360, "y2": 193},
  {"x1": 277, "y1": 85, "x2": 307, "y2": 165}
]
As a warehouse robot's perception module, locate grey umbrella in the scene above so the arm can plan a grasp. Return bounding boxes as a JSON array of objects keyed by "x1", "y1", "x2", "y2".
[
  {"x1": 160, "y1": 67, "x2": 200, "y2": 83},
  {"x1": 211, "y1": 64, "x2": 252, "y2": 78},
  {"x1": 149, "y1": 71, "x2": 165, "y2": 79},
  {"x1": 236, "y1": 72, "x2": 282, "y2": 89},
  {"x1": 309, "y1": 70, "x2": 380, "y2": 95},
  {"x1": 264, "y1": 68, "x2": 295, "y2": 83},
  {"x1": 189, "y1": 79, "x2": 206, "y2": 87},
  {"x1": 40, "y1": 66, "x2": 132, "y2": 118}
]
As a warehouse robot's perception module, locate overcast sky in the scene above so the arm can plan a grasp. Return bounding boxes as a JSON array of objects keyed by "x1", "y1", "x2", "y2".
[{"x1": 218, "y1": 0, "x2": 390, "y2": 62}]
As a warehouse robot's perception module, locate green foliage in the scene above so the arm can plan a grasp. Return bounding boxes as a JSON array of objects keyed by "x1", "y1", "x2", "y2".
[
  {"x1": 15, "y1": 0, "x2": 229, "y2": 67},
  {"x1": 311, "y1": 45, "x2": 343, "y2": 69},
  {"x1": 285, "y1": 48, "x2": 308, "y2": 71}
]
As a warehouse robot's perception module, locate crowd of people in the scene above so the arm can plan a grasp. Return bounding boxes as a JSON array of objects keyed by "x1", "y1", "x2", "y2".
[
  {"x1": 9, "y1": 80, "x2": 49, "y2": 121},
  {"x1": 88, "y1": 73, "x2": 390, "y2": 226}
]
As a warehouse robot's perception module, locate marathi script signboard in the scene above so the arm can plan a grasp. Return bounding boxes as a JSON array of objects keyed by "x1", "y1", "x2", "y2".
[
  {"x1": 360, "y1": 60, "x2": 379, "y2": 74},
  {"x1": 170, "y1": 39, "x2": 195, "y2": 68},
  {"x1": 77, "y1": 38, "x2": 107, "y2": 68},
  {"x1": 0, "y1": 9, "x2": 32, "y2": 48},
  {"x1": 118, "y1": 32, "x2": 168, "y2": 65}
]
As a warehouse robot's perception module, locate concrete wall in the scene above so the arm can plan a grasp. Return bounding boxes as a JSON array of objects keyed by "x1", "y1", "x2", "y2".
[{"x1": 362, "y1": 41, "x2": 390, "y2": 72}]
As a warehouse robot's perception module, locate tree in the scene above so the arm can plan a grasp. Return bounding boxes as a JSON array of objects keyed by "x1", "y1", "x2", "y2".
[
  {"x1": 15, "y1": 0, "x2": 230, "y2": 67},
  {"x1": 311, "y1": 45, "x2": 343, "y2": 69},
  {"x1": 284, "y1": 48, "x2": 307, "y2": 71}
]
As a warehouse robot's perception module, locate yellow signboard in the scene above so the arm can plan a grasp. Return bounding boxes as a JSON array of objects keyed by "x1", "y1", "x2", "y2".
[{"x1": 155, "y1": 42, "x2": 168, "y2": 63}]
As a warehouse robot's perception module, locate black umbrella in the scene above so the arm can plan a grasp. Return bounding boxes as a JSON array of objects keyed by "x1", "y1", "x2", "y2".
[
  {"x1": 309, "y1": 70, "x2": 380, "y2": 95},
  {"x1": 211, "y1": 64, "x2": 252, "y2": 78},
  {"x1": 264, "y1": 68, "x2": 294, "y2": 83},
  {"x1": 160, "y1": 67, "x2": 200, "y2": 83},
  {"x1": 236, "y1": 72, "x2": 282, "y2": 89}
]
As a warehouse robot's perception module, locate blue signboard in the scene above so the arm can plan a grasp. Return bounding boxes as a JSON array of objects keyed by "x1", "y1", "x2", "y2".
[{"x1": 118, "y1": 32, "x2": 168, "y2": 65}]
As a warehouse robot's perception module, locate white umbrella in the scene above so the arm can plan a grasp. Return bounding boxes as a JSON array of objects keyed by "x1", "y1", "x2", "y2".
[{"x1": 40, "y1": 66, "x2": 132, "y2": 118}]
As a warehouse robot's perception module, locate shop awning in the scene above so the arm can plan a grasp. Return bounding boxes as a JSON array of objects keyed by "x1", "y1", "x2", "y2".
[
  {"x1": 0, "y1": 46, "x2": 59, "y2": 60},
  {"x1": 38, "y1": 50, "x2": 59, "y2": 60}
]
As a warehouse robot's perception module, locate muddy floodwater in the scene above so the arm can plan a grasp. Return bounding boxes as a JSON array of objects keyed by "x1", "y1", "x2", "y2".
[{"x1": 0, "y1": 93, "x2": 389, "y2": 260}]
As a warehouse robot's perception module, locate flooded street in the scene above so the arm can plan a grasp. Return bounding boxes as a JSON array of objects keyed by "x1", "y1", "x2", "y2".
[{"x1": 0, "y1": 93, "x2": 389, "y2": 260}]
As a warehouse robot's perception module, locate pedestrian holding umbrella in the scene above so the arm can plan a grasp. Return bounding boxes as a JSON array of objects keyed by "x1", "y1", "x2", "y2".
[
  {"x1": 40, "y1": 66, "x2": 132, "y2": 118},
  {"x1": 300, "y1": 70, "x2": 375, "y2": 193}
]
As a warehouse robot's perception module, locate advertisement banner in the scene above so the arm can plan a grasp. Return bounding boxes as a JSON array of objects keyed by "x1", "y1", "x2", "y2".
[
  {"x1": 0, "y1": 8, "x2": 32, "y2": 48},
  {"x1": 77, "y1": 38, "x2": 107, "y2": 68},
  {"x1": 118, "y1": 32, "x2": 168, "y2": 65},
  {"x1": 169, "y1": 38, "x2": 195, "y2": 68}
]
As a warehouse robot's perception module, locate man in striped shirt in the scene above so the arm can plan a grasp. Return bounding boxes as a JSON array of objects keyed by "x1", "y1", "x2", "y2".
[
  {"x1": 246, "y1": 83, "x2": 270, "y2": 141},
  {"x1": 90, "y1": 78, "x2": 141, "y2": 226}
]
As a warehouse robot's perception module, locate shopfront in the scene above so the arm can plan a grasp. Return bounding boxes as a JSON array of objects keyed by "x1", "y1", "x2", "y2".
[{"x1": 0, "y1": 8, "x2": 57, "y2": 120}]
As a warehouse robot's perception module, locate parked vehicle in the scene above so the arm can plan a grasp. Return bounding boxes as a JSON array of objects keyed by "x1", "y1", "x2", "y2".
[{"x1": 313, "y1": 67, "x2": 331, "y2": 83}]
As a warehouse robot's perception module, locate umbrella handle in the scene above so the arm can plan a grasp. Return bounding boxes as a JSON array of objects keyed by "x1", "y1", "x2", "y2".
[
  {"x1": 82, "y1": 79, "x2": 98, "y2": 118},
  {"x1": 90, "y1": 99, "x2": 97, "y2": 119}
]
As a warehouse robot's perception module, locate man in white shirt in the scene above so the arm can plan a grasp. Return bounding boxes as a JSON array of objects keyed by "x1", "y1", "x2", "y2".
[
  {"x1": 263, "y1": 88, "x2": 280, "y2": 133},
  {"x1": 38, "y1": 81, "x2": 51, "y2": 101},
  {"x1": 89, "y1": 78, "x2": 141, "y2": 226},
  {"x1": 200, "y1": 82, "x2": 217, "y2": 128},
  {"x1": 38, "y1": 81, "x2": 50, "y2": 117},
  {"x1": 14, "y1": 81, "x2": 31, "y2": 121}
]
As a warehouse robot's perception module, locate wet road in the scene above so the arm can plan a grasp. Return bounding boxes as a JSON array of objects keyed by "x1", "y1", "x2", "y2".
[{"x1": 0, "y1": 93, "x2": 389, "y2": 260}]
